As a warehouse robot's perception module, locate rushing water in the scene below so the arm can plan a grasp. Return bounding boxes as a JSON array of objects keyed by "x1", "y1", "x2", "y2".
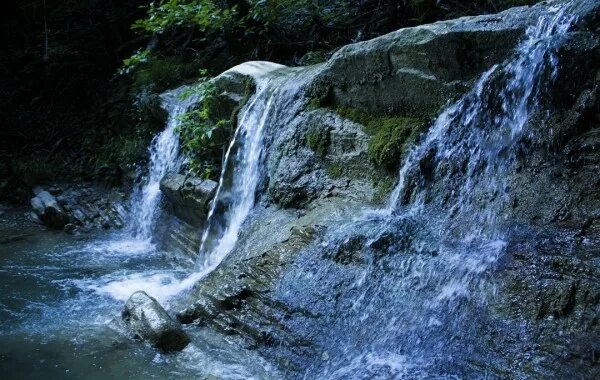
[
  {"x1": 388, "y1": 0, "x2": 578, "y2": 235},
  {"x1": 197, "y1": 64, "x2": 316, "y2": 275},
  {"x1": 270, "y1": 2, "x2": 586, "y2": 378},
  {"x1": 0, "y1": 222, "x2": 277, "y2": 379},
  {"x1": 129, "y1": 90, "x2": 190, "y2": 241},
  {"x1": 0, "y1": 1, "x2": 591, "y2": 378}
]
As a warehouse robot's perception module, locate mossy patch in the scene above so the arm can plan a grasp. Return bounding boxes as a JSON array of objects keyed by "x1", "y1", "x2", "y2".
[
  {"x1": 177, "y1": 78, "x2": 256, "y2": 180},
  {"x1": 326, "y1": 163, "x2": 344, "y2": 179},
  {"x1": 305, "y1": 126, "x2": 331, "y2": 157},
  {"x1": 335, "y1": 107, "x2": 427, "y2": 172},
  {"x1": 373, "y1": 176, "x2": 397, "y2": 204}
]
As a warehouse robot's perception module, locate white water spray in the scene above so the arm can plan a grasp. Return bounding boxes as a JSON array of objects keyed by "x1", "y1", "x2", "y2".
[
  {"x1": 387, "y1": 1, "x2": 579, "y2": 236},
  {"x1": 129, "y1": 89, "x2": 198, "y2": 241}
]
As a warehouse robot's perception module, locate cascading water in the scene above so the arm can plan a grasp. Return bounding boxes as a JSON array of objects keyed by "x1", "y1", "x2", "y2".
[
  {"x1": 95, "y1": 63, "x2": 316, "y2": 302},
  {"x1": 197, "y1": 85, "x2": 274, "y2": 268},
  {"x1": 129, "y1": 89, "x2": 196, "y2": 241},
  {"x1": 166, "y1": 64, "x2": 318, "y2": 291},
  {"x1": 270, "y1": 2, "x2": 586, "y2": 378},
  {"x1": 1, "y1": 1, "x2": 596, "y2": 379},
  {"x1": 196, "y1": 67, "x2": 312, "y2": 274},
  {"x1": 387, "y1": 0, "x2": 578, "y2": 236}
]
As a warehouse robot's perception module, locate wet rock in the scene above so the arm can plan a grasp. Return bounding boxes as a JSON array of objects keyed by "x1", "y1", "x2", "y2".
[
  {"x1": 30, "y1": 187, "x2": 70, "y2": 229},
  {"x1": 28, "y1": 211, "x2": 41, "y2": 224},
  {"x1": 160, "y1": 174, "x2": 217, "y2": 227},
  {"x1": 268, "y1": 109, "x2": 374, "y2": 208},
  {"x1": 122, "y1": 291, "x2": 190, "y2": 352},
  {"x1": 63, "y1": 223, "x2": 77, "y2": 234}
]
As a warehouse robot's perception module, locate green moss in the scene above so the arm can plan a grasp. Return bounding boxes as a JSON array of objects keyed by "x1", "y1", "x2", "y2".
[
  {"x1": 326, "y1": 163, "x2": 344, "y2": 179},
  {"x1": 335, "y1": 107, "x2": 427, "y2": 172},
  {"x1": 305, "y1": 126, "x2": 331, "y2": 157},
  {"x1": 306, "y1": 97, "x2": 323, "y2": 111}
]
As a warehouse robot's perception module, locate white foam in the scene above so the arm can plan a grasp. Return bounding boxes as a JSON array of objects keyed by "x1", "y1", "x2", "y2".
[
  {"x1": 85, "y1": 238, "x2": 155, "y2": 256},
  {"x1": 86, "y1": 269, "x2": 214, "y2": 304}
]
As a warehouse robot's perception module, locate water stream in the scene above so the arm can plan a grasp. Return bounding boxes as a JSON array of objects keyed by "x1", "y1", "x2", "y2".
[
  {"x1": 274, "y1": 2, "x2": 584, "y2": 377},
  {"x1": 0, "y1": 1, "x2": 590, "y2": 378},
  {"x1": 129, "y1": 88, "x2": 196, "y2": 241}
]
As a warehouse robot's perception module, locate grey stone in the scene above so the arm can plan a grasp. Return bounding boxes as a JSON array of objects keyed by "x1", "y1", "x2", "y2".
[
  {"x1": 30, "y1": 188, "x2": 70, "y2": 229},
  {"x1": 160, "y1": 174, "x2": 217, "y2": 227},
  {"x1": 72, "y1": 209, "x2": 88, "y2": 224},
  {"x1": 122, "y1": 291, "x2": 190, "y2": 352}
]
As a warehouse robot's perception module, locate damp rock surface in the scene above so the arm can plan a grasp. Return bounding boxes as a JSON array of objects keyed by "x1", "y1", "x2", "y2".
[
  {"x1": 122, "y1": 291, "x2": 190, "y2": 352},
  {"x1": 159, "y1": 174, "x2": 217, "y2": 227}
]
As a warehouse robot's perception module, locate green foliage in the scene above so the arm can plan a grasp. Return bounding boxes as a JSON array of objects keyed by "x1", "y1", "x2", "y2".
[
  {"x1": 176, "y1": 83, "x2": 235, "y2": 177},
  {"x1": 132, "y1": 0, "x2": 236, "y2": 34},
  {"x1": 120, "y1": 49, "x2": 151, "y2": 74},
  {"x1": 336, "y1": 107, "x2": 427, "y2": 172},
  {"x1": 97, "y1": 136, "x2": 148, "y2": 170},
  {"x1": 129, "y1": 55, "x2": 204, "y2": 92}
]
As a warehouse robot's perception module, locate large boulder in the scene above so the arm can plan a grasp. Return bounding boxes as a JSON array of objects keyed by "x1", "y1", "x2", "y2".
[
  {"x1": 122, "y1": 291, "x2": 190, "y2": 352},
  {"x1": 314, "y1": 4, "x2": 565, "y2": 118},
  {"x1": 30, "y1": 187, "x2": 70, "y2": 229},
  {"x1": 160, "y1": 174, "x2": 218, "y2": 227}
]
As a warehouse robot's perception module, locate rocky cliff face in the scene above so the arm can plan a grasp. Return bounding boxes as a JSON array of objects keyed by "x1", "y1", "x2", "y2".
[{"x1": 159, "y1": 2, "x2": 600, "y2": 378}]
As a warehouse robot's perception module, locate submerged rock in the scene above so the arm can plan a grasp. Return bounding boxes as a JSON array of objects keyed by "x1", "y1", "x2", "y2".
[{"x1": 122, "y1": 291, "x2": 190, "y2": 352}]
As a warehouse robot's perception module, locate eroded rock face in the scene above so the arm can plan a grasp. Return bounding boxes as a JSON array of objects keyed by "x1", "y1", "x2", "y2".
[
  {"x1": 122, "y1": 291, "x2": 190, "y2": 352},
  {"x1": 160, "y1": 174, "x2": 217, "y2": 227},
  {"x1": 314, "y1": 6, "x2": 544, "y2": 118}
]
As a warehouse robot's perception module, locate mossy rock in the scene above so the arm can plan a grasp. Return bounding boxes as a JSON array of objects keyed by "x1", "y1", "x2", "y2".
[
  {"x1": 305, "y1": 126, "x2": 331, "y2": 157},
  {"x1": 373, "y1": 176, "x2": 397, "y2": 204},
  {"x1": 335, "y1": 107, "x2": 427, "y2": 172},
  {"x1": 326, "y1": 163, "x2": 344, "y2": 179},
  {"x1": 178, "y1": 78, "x2": 255, "y2": 179}
]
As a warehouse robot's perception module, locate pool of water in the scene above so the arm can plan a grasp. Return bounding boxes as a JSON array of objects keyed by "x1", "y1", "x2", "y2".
[{"x1": 0, "y1": 212, "x2": 277, "y2": 379}]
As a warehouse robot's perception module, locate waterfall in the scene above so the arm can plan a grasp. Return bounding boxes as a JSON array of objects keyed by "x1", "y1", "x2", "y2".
[
  {"x1": 129, "y1": 89, "x2": 197, "y2": 241},
  {"x1": 387, "y1": 1, "x2": 578, "y2": 237},
  {"x1": 197, "y1": 84, "x2": 274, "y2": 267},
  {"x1": 195, "y1": 65, "x2": 315, "y2": 275},
  {"x1": 99, "y1": 63, "x2": 314, "y2": 301},
  {"x1": 291, "y1": 2, "x2": 587, "y2": 377}
]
